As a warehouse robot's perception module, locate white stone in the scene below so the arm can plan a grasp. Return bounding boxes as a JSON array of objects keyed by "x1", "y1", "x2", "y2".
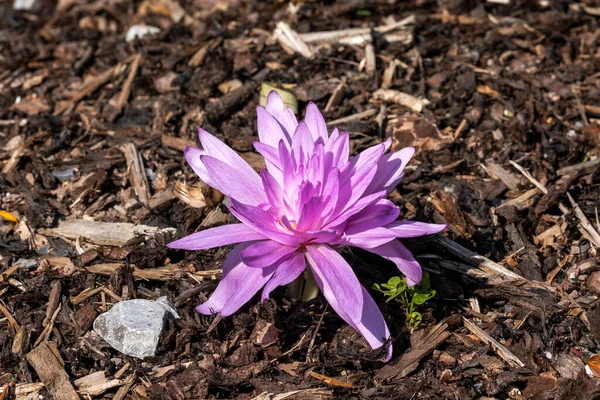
[
  {"x1": 125, "y1": 25, "x2": 161, "y2": 42},
  {"x1": 13, "y1": 0, "x2": 36, "y2": 10},
  {"x1": 93, "y1": 297, "x2": 179, "y2": 359}
]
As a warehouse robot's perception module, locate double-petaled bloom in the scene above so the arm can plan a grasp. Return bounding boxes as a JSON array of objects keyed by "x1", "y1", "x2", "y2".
[{"x1": 168, "y1": 91, "x2": 445, "y2": 360}]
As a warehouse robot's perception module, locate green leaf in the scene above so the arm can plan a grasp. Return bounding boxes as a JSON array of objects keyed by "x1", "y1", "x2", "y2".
[
  {"x1": 412, "y1": 290, "x2": 436, "y2": 305},
  {"x1": 388, "y1": 276, "x2": 402, "y2": 286},
  {"x1": 372, "y1": 283, "x2": 382, "y2": 292},
  {"x1": 386, "y1": 292, "x2": 401, "y2": 303},
  {"x1": 408, "y1": 311, "x2": 422, "y2": 329}
]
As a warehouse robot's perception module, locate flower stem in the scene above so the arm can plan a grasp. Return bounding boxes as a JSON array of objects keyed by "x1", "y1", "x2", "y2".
[{"x1": 287, "y1": 266, "x2": 320, "y2": 301}]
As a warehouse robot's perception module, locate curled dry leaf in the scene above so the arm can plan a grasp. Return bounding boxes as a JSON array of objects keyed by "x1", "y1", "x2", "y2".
[
  {"x1": 587, "y1": 354, "x2": 600, "y2": 378},
  {"x1": 173, "y1": 181, "x2": 223, "y2": 209},
  {"x1": 389, "y1": 115, "x2": 452, "y2": 153}
]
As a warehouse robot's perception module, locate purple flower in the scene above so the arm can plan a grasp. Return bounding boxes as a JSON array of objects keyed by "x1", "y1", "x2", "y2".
[{"x1": 168, "y1": 91, "x2": 445, "y2": 360}]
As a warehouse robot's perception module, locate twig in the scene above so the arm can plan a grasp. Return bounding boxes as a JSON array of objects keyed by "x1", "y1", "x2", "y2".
[
  {"x1": 0, "y1": 302, "x2": 19, "y2": 334},
  {"x1": 373, "y1": 88, "x2": 429, "y2": 113},
  {"x1": 510, "y1": 161, "x2": 600, "y2": 247},
  {"x1": 1, "y1": 135, "x2": 24, "y2": 174},
  {"x1": 299, "y1": 15, "x2": 415, "y2": 44},
  {"x1": 567, "y1": 193, "x2": 600, "y2": 248},
  {"x1": 43, "y1": 280, "x2": 62, "y2": 327},
  {"x1": 40, "y1": 219, "x2": 167, "y2": 246},
  {"x1": 205, "y1": 67, "x2": 271, "y2": 124},
  {"x1": 274, "y1": 22, "x2": 314, "y2": 58},
  {"x1": 495, "y1": 188, "x2": 540, "y2": 211},
  {"x1": 324, "y1": 79, "x2": 346, "y2": 112},
  {"x1": 120, "y1": 142, "x2": 151, "y2": 205},
  {"x1": 306, "y1": 304, "x2": 328, "y2": 362},
  {"x1": 54, "y1": 58, "x2": 130, "y2": 115},
  {"x1": 508, "y1": 160, "x2": 547, "y2": 194},
  {"x1": 113, "y1": 375, "x2": 135, "y2": 400},
  {"x1": 365, "y1": 44, "x2": 376, "y2": 76},
  {"x1": 381, "y1": 59, "x2": 399, "y2": 89},
  {"x1": 326, "y1": 109, "x2": 378, "y2": 127},
  {"x1": 71, "y1": 286, "x2": 105, "y2": 305},
  {"x1": 104, "y1": 53, "x2": 143, "y2": 122},
  {"x1": 572, "y1": 85, "x2": 589, "y2": 126},
  {"x1": 310, "y1": 371, "x2": 353, "y2": 388},
  {"x1": 432, "y1": 235, "x2": 523, "y2": 280},
  {"x1": 34, "y1": 303, "x2": 62, "y2": 347},
  {"x1": 462, "y1": 317, "x2": 525, "y2": 368},
  {"x1": 557, "y1": 158, "x2": 600, "y2": 176},
  {"x1": 453, "y1": 118, "x2": 467, "y2": 140}
]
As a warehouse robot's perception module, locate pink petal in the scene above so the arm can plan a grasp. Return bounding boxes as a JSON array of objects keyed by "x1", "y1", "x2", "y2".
[
  {"x1": 366, "y1": 146, "x2": 415, "y2": 195},
  {"x1": 198, "y1": 128, "x2": 262, "y2": 187},
  {"x1": 342, "y1": 141, "x2": 388, "y2": 178},
  {"x1": 306, "y1": 144, "x2": 325, "y2": 186},
  {"x1": 339, "y1": 227, "x2": 397, "y2": 249},
  {"x1": 386, "y1": 221, "x2": 446, "y2": 238},
  {"x1": 321, "y1": 167, "x2": 341, "y2": 219},
  {"x1": 257, "y1": 106, "x2": 292, "y2": 148},
  {"x1": 304, "y1": 102, "x2": 328, "y2": 141},
  {"x1": 334, "y1": 143, "x2": 386, "y2": 215},
  {"x1": 305, "y1": 247, "x2": 391, "y2": 359},
  {"x1": 167, "y1": 223, "x2": 265, "y2": 250},
  {"x1": 362, "y1": 240, "x2": 422, "y2": 286},
  {"x1": 305, "y1": 244, "x2": 363, "y2": 323},
  {"x1": 291, "y1": 121, "x2": 315, "y2": 159},
  {"x1": 253, "y1": 142, "x2": 281, "y2": 168},
  {"x1": 344, "y1": 199, "x2": 400, "y2": 235},
  {"x1": 334, "y1": 162, "x2": 378, "y2": 218},
  {"x1": 184, "y1": 146, "x2": 213, "y2": 186},
  {"x1": 253, "y1": 141, "x2": 283, "y2": 184},
  {"x1": 228, "y1": 198, "x2": 300, "y2": 246},
  {"x1": 260, "y1": 169, "x2": 285, "y2": 212},
  {"x1": 201, "y1": 155, "x2": 267, "y2": 206},
  {"x1": 240, "y1": 240, "x2": 298, "y2": 268},
  {"x1": 324, "y1": 130, "x2": 350, "y2": 170},
  {"x1": 278, "y1": 139, "x2": 297, "y2": 191},
  {"x1": 196, "y1": 243, "x2": 276, "y2": 317},
  {"x1": 265, "y1": 91, "x2": 298, "y2": 138},
  {"x1": 324, "y1": 190, "x2": 387, "y2": 229},
  {"x1": 296, "y1": 196, "x2": 323, "y2": 232},
  {"x1": 261, "y1": 251, "x2": 306, "y2": 301}
]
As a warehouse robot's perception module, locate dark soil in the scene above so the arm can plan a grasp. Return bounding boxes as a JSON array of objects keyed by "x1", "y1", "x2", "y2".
[{"x1": 1, "y1": 0, "x2": 600, "y2": 399}]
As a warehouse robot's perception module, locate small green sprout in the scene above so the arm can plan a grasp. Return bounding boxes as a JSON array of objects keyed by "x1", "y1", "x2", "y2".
[{"x1": 373, "y1": 272, "x2": 436, "y2": 331}]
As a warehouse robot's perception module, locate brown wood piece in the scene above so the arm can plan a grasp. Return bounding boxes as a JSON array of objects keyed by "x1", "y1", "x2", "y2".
[
  {"x1": 376, "y1": 321, "x2": 451, "y2": 382},
  {"x1": 43, "y1": 280, "x2": 62, "y2": 327},
  {"x1": 120, "y1": 143, "x2": 151, "y2": 205},
  {"x1": 26, "y1": 343, "x2": 80, "y2": 400}
]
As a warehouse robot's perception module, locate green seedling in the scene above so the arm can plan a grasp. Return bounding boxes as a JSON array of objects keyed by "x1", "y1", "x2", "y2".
[{"x1": 373, "y1": 272, "x2": 436, "y2": 331}]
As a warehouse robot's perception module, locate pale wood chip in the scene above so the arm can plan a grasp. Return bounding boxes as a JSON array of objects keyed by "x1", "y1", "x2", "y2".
[
  {"x1": 462, "y1": 317, "x2": 525, "y2": 368},
  {"x1": 26, "y1": 343, "x2": 79, "y2": 400}
]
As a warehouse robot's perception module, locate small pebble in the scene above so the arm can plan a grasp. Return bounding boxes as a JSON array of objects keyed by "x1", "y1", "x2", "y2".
[
  {"x1": 13, "y1": 0, "x2": 35, "y2": 10},
  {"x1": 126, "y1": 25, "x2": 161, "y2": 42},
  {"x1": 52, "y1": 168, "x2": 76, "y2": 181}
]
